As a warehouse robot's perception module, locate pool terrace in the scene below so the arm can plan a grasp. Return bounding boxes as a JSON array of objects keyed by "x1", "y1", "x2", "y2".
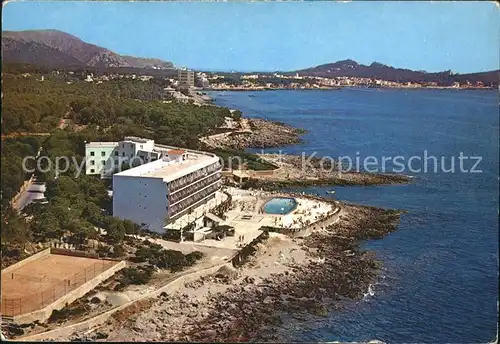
[{"x1": 189, "y1": 187, "x2": 339, "y2": 250}]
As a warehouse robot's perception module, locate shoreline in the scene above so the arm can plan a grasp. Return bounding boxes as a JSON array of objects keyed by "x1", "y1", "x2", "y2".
[
  {"x1": 198, "y1": 86, "x2": 495, "y2": 109},
  {"x1": 260, "y1": 153, "x2": 411, "y2": 185},
  {"x1": 11, "y1": 89, "x2": 407, "y2": 342},
  {"x1": 199, "y1": 96, "x2": 411, "y2": 188},
  {"x1": 69, "y1": 202, "x2": 403, "y2": 342},
  {"x1": 229, "y1": 153, "x2": 411, "y2": 189},
  {"x1": 204, "y1": 86, "x2": 495, "y2": 92}
]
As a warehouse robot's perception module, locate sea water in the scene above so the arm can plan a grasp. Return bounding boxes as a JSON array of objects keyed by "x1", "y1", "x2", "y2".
[{"x1": 210, "y1": 89, "x2": 499, "y2": 343}]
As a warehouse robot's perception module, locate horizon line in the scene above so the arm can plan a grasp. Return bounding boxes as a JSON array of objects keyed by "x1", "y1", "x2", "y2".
[
  {"x1": 189, "y1": 65, "x2": 500, "y2": 75},
  {"x1": 4, "y1": 29, "x2": 498, "y2": 75}
]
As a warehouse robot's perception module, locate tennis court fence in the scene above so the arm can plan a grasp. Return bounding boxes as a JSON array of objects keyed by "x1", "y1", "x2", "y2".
[{"x1": 1, "y1": 260, "x2": 115, "y2": 317}]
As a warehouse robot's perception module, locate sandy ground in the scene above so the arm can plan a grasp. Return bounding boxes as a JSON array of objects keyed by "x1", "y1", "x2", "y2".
[
  {"x1": 86, "y1": 202, "x2": 400, "y2": 343},
  {"x1": 24, "y1": 233, "x2": 307, "y2": 341}
]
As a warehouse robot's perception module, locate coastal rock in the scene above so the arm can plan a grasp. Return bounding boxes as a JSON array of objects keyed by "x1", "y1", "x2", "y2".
[
  {"x1": 244, "y1": 276, "x2": 255, "y2": 284},
  {"x1": 94, "y1": 332, "x2": 108, "y2": 340},
  {"x1": 201, "y1": 118, "x2": 304, "y2": 150}
]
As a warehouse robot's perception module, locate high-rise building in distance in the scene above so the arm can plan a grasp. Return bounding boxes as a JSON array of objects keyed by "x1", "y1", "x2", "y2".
[{"x1": 178, "y1": 68, "x2": 195, "y2": 89}]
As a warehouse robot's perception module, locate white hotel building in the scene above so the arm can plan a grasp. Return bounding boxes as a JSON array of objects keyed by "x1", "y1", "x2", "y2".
[{"x1": 85, "y1": 137, "x2": 222, "y2": 232}]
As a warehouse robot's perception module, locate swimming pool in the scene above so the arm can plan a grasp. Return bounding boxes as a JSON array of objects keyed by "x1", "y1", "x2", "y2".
[{"x1": 262, "y1": 197, "x2": 297, "y2": 215}]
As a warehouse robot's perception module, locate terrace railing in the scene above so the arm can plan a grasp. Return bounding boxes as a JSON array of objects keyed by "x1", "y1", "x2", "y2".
[
  {"x1": 168, "y1": 162, "x2": 221, "y2": 193},
  {"x1": 169, "y1": 173, "x2": 221, "y2": 205},
  {"x1": 168, "y1": 181, "x2": 221, "y2": 218}
]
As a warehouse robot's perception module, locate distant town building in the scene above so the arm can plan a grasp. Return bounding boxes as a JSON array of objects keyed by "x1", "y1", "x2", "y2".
[
  {"x1": 196, "y1": 72, "x2": 210, "y2": 88},
  {"x1": 178, "y1": 68, "x2": 195, "y2": 89},
  {"x1": 202, "y1": 79, "x2": 210, "y2": 88}
]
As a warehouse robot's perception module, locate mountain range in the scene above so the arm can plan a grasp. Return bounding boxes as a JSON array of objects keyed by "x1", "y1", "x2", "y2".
[
  {"x1": 2, "y1": 30, "x2": 498, "y2": 85},
  {"x1": 293, "y1": 59, "x2": 498, "y2": 85},
  {"x1": 2, "y1": 29, "x2": 174, "y2": 69}
]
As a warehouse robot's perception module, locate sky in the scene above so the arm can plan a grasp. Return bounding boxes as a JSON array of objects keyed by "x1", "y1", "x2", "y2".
[{"x1": 2, "y1": 1, "x2": 499, "y2": 73}]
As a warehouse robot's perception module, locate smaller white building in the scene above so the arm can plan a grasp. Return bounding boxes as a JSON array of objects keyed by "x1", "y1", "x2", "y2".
[{"x1": 85, "y1": 137, "x2": 159, "y2": 179}]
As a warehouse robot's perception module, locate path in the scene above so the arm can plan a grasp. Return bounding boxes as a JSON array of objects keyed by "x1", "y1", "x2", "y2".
[
  {"x1": 200, "y1": 117, "x2": 253, "y2": 145},
  {"x1": 11, "y1": 148, "x2": 45, "y2": 212},
  {"x1": 14, "y1": 180, "x2": 46, "y2": 211}
]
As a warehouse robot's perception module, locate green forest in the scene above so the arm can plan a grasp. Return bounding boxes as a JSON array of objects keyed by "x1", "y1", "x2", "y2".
[
  {"x1": 2, "y1": 67, "x2": 232, "y2": 148},
  {"x1": 1, "y1": 65, "x2": 248, "y2": 266}
]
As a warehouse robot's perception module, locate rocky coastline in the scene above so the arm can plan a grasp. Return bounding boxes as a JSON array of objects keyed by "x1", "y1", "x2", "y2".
[
  {"x1": 201, "y1": 115, "x2": 410, "y2": 187},
  {"x1": 243, "y1": 172, "x2": 410, "y2": 190},
  {"x1": 201, "y1": 118, "x2": 305, "y2": 150},
  {"x1": 80, "y1": 202, "x2": 402, "y2": 342},
  {"x1": 238, "y1": 153, "x2": 411, "y2": 189},
  {"x1": 18, "y1": 98, "x2": 408, "y2": 342}
]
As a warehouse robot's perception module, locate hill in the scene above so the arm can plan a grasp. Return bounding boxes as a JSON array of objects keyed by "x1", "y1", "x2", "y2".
[
  {"x1": 293, "y1": 59, "x2": 498, "y2": 85},
  {"x1": 2, "y1": 29, "x2": 174, "y2": 69},
  {"x1": 1, "y1": 36, "x2": 83, "y2": 68}
]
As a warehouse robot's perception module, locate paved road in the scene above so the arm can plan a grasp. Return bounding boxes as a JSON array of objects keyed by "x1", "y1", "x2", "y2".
[
  {"x1": 15, "y1": 180, "x2": 46, "y2": 211},
  {"x1": 13, "y1": 147, "x2": 45, "y2": 212}
]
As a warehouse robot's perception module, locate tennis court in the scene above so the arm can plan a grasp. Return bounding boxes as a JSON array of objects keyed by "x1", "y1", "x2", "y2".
[{"x1": 1, "y1": 253, "x2": 117, "y2": 316}]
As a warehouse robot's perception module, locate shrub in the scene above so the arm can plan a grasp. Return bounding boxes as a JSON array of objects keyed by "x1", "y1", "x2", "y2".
[
  {"x1": 185, "y1": 251, "x2": 204, "y2": 265},
  {"x1": 162, "y1": 230, "x2": 181, "y2": 242},
  {"x1": 131, "y1": 242, "x2": 203, "y2": 272},
  {"x1": 213, "y1": 225, "x2": 235, "y2": 237},
  {"x1": 119, "y1": 266, "x2": 153, "y2": 286},
  {"x1": 156, "y1": 249, "x2": 186, "y2": 272},
  {"x1": 111, "y1": 244, "x2": 124, "y2": 258},
  {"x1": 48, "y1": 304, "x2": 88, "y2": 323},
  {"x1": 131, "y1": 247, "x2": 154, "y2": 263},
  {"x1": 97, "y1": 245, "x2": 111, "y2": 258}
]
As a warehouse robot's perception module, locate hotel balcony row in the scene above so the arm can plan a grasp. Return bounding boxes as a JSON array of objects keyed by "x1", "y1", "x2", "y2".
[
  {"x1": 169, "y1": 172, "x2": 221, "y2": 205},
  {"x1": 168, "y1": 181, "x2": 221, "y2": 218},
  {"x1": 168, "y1": 161, "x2": 221, "y2": 193}
]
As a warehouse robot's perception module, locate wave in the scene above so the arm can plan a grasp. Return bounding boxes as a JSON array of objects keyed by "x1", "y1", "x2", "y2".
[
  {"x1": 363, "y1": 284, "x2": 375, "y2": 300},
  {"x1": 374, "y1": 274, "x2": 390, "y2": 288}
]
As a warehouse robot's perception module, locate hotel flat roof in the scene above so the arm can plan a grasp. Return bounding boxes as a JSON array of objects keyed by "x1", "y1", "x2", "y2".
[
  {"x1": 123, "y1": 136, "x2": 152, "y2": 144},
  {"x1": 85, "y1": 142, "x2": 119, "y2": 148},
  {"x1": 114, "y1": 153, "x2": 219, "y2": 182}
]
